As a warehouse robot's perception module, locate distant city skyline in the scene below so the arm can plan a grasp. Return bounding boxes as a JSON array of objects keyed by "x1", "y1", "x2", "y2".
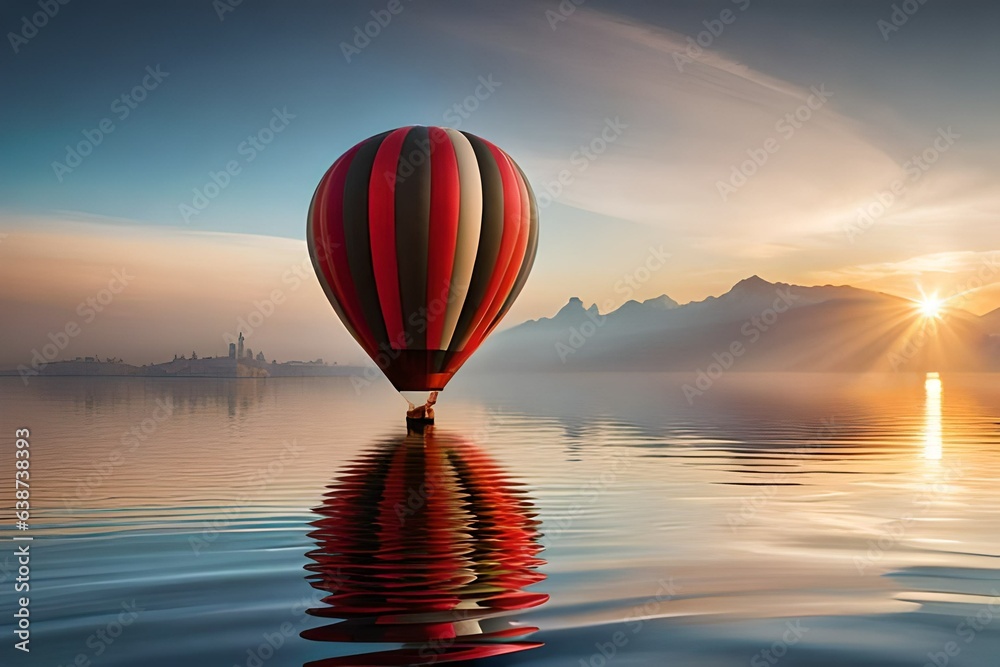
[{"x1": 7, "y1": 322, "x2": 337, "y2": 371}]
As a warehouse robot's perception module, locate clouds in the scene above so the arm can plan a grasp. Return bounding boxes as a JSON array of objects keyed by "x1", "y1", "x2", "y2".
[
  {"x1": 444, "y1": 8, "x2": 898, "y2": 231},
  {"x1": 426, "y1": 4, "x2": 1000, "y2": 304}
]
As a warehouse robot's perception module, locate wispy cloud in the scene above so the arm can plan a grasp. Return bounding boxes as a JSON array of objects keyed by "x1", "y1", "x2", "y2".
[{"x1": 431, "y1": 6, "x2": 1000, "y2": 305}]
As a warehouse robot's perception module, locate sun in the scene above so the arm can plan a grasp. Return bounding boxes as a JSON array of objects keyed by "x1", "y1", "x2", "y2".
[{"x1": 918, "y1": 296, "x2": 943, "y2": 319}]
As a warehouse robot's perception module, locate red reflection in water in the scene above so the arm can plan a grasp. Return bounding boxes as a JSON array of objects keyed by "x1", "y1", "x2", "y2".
[{"x1": 302, "y1": 430, "x2": 548, "y2": 666}]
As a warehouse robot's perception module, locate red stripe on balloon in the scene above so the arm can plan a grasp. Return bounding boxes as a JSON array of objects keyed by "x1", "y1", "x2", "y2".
[
  {"x1": 425, "y1": 128, "x2": 461, "y2": 351},
  {"x1": 453, "y1": 142, "x2": 524, "y2": 362},
  {"x1": 478, "y1": 165, "x2": 533, "y2": 341},
  {"x1": 368, "y1": 128, "x2": 410, "y2": 350},
  {"x1": 312, "y1": 144, "x2": 378, "y2": 357}
]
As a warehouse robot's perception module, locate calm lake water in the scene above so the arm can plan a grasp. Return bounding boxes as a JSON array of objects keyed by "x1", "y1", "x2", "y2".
[{"x1": 2, "y1": 372, "x2": 999, "y2": 666}]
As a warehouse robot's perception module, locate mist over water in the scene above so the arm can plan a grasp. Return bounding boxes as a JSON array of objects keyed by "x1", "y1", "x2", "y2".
[{"x1": 2, "y1": 372, "x2": 999, "y2": 666}]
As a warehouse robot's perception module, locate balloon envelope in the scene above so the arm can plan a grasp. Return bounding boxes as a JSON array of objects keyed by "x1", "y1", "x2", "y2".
[{"x1": 308, "y1": 127, "x2": 539, "y2": 391}]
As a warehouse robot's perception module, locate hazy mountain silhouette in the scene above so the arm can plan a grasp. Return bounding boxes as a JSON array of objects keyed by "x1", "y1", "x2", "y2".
[
  {"x1": 472, "y1": 277, "x2": 999, "y2": 373},
  {"x1": 982, "y1": 307, "x2": 1000, "y2": 334}
]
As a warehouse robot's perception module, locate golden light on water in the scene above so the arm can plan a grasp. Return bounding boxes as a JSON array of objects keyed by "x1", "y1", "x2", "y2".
[{"x1": 923, "y1": 372, "x2": 943, "y2": 461}]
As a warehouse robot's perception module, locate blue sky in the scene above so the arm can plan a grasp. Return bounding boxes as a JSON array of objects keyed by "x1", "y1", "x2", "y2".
[
  {"x1": 3, "y1": 1, "x2": 996, "y2": 238},
  {"x1": 1, "y1": 0, "x2": 998, "y2": 363}
]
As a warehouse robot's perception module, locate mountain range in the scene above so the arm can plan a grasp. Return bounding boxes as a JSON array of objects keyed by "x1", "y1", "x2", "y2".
[{"x1": 470, "y1": 277, "x2": 1000, "y2": 373}]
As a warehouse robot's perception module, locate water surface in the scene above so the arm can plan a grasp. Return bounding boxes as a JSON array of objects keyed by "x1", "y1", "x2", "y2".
[{"x1": 1, "y1": 372, "x2": 999, "y2": 666}]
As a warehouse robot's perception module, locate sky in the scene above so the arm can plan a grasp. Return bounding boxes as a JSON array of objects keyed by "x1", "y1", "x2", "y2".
[{"x1": 1, "y1": 0, "x2": 998, "y2": 365}]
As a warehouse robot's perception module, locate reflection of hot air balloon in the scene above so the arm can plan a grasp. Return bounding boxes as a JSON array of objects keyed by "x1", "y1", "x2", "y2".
[
  {"x1": 307, "y1": 127, "x2": 539, "y2": 393},
  {"x1": 302, "y1": 432, "x2": 548, "y2": 666}
]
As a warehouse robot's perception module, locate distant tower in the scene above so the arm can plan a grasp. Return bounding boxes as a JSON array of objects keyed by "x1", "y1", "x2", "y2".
[
  {"x1": 256, "y1": 351, "x2": 265, "y2": 362},
  {"x1": 237, "y1": 332, "x2": 245, "y2": 359},
  {"x1": 246, "y1": 348, "x2": 254, "y2": 361},
  {"x1": 229, "y1": 343, "x2": 236, "y2": 359}
]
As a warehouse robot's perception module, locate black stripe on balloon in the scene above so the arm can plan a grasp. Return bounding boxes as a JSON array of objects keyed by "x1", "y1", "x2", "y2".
[
  {"x1": 449, "y1": 132, "x2": 505, "y2": 352},
  {"x1": 307, "y1": 180, "x2": 358, "y2": 346},
  {"x1": 394, "y1": 127, "x2": 432, "y2": 350},
  {"x1": 342, "y1": 132, "x2": 391, "y2": 351},
  {"x1": 432, "y1": 349, "x2": 448, "y2": 374},
  {"x1": 491, "y1": 165, "x2": 540, "y2": 329}
]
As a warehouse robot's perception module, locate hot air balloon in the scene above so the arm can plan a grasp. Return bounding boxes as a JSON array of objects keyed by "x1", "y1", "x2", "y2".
[{"x1": 307, "y1": 127, "x2": 539, "y2": 398}]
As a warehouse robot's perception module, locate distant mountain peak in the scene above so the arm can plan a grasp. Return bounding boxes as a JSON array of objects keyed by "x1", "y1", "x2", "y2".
[
  {"x1": 734, "y1": 274, "x2": 773, "y2": 288},
  {"x1": 724, "y1": 275, "x2": 781, "y2": 298},
  {"x1": 643, "y1": 294, "x2": 679, "y2": 309},
  {"x1": 555, "y1": 297, "x2": 598, "y2": 318}
]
